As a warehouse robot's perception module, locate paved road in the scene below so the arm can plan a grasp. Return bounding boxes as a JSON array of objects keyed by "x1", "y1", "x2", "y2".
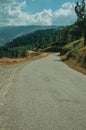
[{"x1": 0, "y1": 54, "x2": 86, "y2": 130}]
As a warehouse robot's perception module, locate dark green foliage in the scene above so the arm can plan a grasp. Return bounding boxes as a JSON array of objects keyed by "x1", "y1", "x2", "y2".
[
  {"x1": 0, "y1": 25, "x2": 82, "y2": 58},
  {"x1": 75, "y1": 0, "x2": 86, "y2": 45},
  {"x1": 6, "y1": 29, "x2": 56, "y2": 48},
  {"x1": 0, "y1": 46, "x2": 28, "y2": 58},
  {"x1": 0, "y1": 25, "x2": 57, "y2": 46},
  {"x1": 53, "y1": 25, "x2": 81, "y2": 45}
]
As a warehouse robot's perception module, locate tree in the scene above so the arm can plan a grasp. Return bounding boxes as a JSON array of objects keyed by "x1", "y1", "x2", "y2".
[{"x1": 75, "y1": 0, "x2": 86, "y2": 45}]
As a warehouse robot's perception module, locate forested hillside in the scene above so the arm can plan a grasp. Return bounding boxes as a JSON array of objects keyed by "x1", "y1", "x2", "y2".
[
  {"x1": 0, "y1": 24, "x2": 82, "y2": 58},
  {"x1": 0, "y1": 25, "x2": 57, "y2": 46}
]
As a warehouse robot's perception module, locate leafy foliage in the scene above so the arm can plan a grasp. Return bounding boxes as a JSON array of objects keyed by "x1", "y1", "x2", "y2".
[
  {"x1": 75, "y1": 0, "x2": 86, "y2": 44},
  {"x1": 0, "y1": 25, "x2": 82, "y2": 58},
  {"x1": 0, "y1": 25, "x2": 57, "y2": 46}
]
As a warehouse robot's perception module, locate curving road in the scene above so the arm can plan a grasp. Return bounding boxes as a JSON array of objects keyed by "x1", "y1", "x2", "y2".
[{"x1": 1, "y1": 54, "x2": 86, "y2": 130}]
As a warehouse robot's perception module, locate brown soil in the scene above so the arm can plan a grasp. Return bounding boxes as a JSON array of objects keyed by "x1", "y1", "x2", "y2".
[
  {"x1": 60, "y1": 55, "x2": 86, "y2": 75},
  {"x1": 0, "y1": 52, "x2": 49, "y2": 65}
]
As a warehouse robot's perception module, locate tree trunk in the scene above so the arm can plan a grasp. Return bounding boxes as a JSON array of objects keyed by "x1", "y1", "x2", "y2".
[{"x1": 84, "y1": 32, "x2": 86, "y2": 45}]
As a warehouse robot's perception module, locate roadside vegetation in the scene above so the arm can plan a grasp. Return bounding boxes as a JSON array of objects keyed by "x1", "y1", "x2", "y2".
[
  {"x1": 0, "y1": 25, "x2": 81, "y2": 58},
  {"x1": 61, "y1": 38, "x2": 86, "y2": 74},
  {"x1": 60, "y1": 0, "x2": 86, "y2": 74},
  {"x1": 0, "y1": 0, "x2": 86, "y2": 73}
]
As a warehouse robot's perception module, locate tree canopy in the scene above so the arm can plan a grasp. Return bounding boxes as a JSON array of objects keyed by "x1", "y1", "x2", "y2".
[{"x1": 75, "y1": 0, "x2": 86, "y2": 45}]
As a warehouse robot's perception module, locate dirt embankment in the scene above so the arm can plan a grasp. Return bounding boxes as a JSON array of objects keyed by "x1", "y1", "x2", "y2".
[
  {"x1": 61, "y1": 56, "x2": 86, "y2": 75},
  {"x1": 61, "y1": 38, "x2": 86, "y2": 75}
]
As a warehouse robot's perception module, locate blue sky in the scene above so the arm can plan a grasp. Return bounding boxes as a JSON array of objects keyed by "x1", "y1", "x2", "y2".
[
  {"x1": 0, "y1": 0, "x2": 82, "y2": 26},
  {"x1": 24, "y1": 0, "x2": 79, "y2": 13}
]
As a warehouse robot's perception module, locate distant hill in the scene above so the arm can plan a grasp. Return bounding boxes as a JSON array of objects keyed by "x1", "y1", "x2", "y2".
[
  {"x1": 0, "y1": 25, "x2": 60, "y2": 46},
  {"x1": 0, "y1": 24, "x2": 82, "y2": 58},
  {"x1": 0, "y1": 24, "x2": 85, "y2": 72}
]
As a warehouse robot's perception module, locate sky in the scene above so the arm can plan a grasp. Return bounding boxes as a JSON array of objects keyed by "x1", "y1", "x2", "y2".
[{"x1": 0, "y1": 0, "x2": 82, "y2": 26}]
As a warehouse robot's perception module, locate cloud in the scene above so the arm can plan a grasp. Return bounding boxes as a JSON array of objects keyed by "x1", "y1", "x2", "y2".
[
  {"x1": 52, "y1": 2, "x2": 77, "y2": 25},
  {"x1": 0, "y1": 0, "x2": 15, "y2": 4},
  {"x1": 0, "y1": 1, "x2": 77, "y2": 26}
]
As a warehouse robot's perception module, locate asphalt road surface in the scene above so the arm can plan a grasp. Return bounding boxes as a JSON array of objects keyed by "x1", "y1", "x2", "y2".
[{"x1": 0, "y1": 54, "x2": 86, "y2": 130}]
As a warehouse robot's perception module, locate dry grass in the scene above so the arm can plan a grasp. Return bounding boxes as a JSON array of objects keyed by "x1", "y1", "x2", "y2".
[
  {"x1": 61, "y1": 38, "x2": 86, "y2": 75},
  {"x1": 60, "y1": 55, "x2": 86, "y2": 75},
  {"x1": 77, "y1": 46, "x2": 86, "y2": 66},
  {"x1": 0, "y1": 52, "x2": 49, "y2": 65},
  {"x1": 63, "y1": 38, "x2": 84, "y2": 50},
  {"x1": 0, "y1": 58, "x2": 25, "y2": 64}
]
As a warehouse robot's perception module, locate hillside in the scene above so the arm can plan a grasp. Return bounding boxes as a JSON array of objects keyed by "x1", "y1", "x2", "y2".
[
  {"x1": 0, "y1": 24, "x2": 82, "y2": 58},
  {"x1": 61, "y1": 38, "x2": 86, "y2": 73},
  {"x1": 0, "y1": 25, "x2": 81, "y2": 58},
  {"x1": 0, "y1": 23, "x2": 86, "y2": 73},
  {"x1": 0, "y1": 25, "x2": 58, "y2": 46}
]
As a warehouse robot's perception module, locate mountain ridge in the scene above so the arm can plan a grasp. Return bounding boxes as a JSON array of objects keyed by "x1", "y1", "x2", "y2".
[{"x1": 0, "y1": 25, "x2": 61, "y2": 46}]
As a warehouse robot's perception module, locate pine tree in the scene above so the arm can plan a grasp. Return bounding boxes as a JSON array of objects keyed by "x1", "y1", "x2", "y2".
[{"x1": 75, "y1": 0, "x2": 86, "y2": 45}]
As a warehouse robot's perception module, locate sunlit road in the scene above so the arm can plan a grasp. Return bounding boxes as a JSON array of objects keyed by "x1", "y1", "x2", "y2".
[{"x1": 1, "y1": 54, "x2": 86, "y2": 130}]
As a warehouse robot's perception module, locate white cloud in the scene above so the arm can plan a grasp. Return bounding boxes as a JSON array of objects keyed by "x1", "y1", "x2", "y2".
[
  {"x1": 0, "y1": 0, "x2": 15, "y2": 4},
  {"x1": 0, "y1": 1, "x2": 77, "y2": 26},
  {"x1": 52, "y1": 2, "x2": 77, "y2": 25}
]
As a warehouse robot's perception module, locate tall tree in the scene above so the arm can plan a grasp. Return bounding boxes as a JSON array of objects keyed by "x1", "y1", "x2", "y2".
[{"x1": 75, "y1": 0, "x2": 86, "y2": 45}]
